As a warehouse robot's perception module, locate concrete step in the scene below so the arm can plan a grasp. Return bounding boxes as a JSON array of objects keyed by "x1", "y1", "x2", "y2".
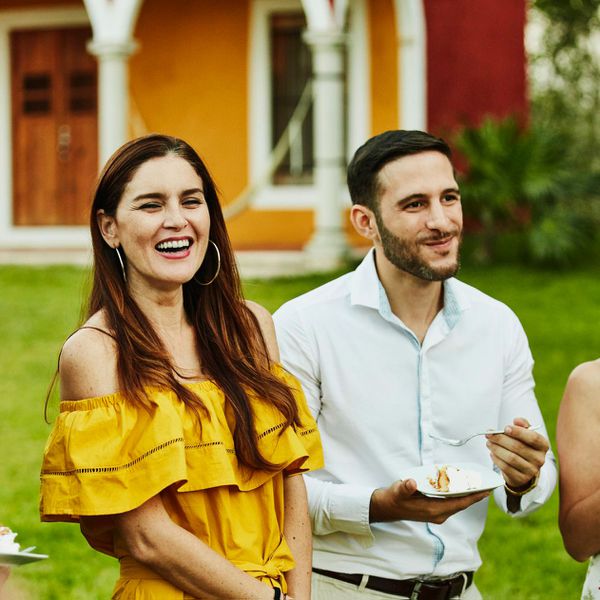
[{"x1": 0, "y1": 247, "x2": 368, "y2": 278}]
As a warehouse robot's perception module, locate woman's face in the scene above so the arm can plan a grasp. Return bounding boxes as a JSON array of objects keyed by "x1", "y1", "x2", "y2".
[{"x1": 98, "y1": 154, "x2": 211, "y2": 293}]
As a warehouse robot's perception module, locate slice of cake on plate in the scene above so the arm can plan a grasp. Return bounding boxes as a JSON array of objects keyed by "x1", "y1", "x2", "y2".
[
  {"x1": 428, "y1": 465, "x2": 482, "y2": 493},
  {"x1": 0, "y1": 527, "x2": 20, "y2": 554}
]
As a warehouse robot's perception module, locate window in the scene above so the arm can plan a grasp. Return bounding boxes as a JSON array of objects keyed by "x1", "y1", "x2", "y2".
[
  {"x1": 249, "y1": 0, "x2": 368, "y2": 208},
  {"x1": 270, "y1": 12, "x2": 313, "y2": 184}
]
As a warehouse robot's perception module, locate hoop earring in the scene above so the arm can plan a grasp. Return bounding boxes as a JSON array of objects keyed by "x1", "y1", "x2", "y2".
[
  {"x1": 196, "y1": 240, "x2": 221, "y2": 286},
  {"x1": 115, "y1": 246, "x2": 127, "y2": 282}
]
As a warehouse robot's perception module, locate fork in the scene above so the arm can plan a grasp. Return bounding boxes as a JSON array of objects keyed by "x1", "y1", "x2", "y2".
[{"x1": 428, "y1": 425, "x2": 540, "y2": 446}]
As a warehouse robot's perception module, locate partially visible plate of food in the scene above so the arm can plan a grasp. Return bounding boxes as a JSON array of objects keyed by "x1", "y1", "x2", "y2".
[
  {"x1": 0, "y1": 526, "x2": 47, "y2": 566},
  {"x1": 402, "y1": 462, "x2": 504, "y2": 498}
]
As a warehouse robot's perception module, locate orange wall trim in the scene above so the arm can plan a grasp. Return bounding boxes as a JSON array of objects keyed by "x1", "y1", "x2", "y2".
[{"x1": 368, "y1": 0, "x2": 398, "y2": 135}]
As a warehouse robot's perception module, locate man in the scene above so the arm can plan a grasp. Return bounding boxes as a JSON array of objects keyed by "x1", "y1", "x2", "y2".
[{"x1": 274, "y1": 130, "x2": 556, "y2": 599}]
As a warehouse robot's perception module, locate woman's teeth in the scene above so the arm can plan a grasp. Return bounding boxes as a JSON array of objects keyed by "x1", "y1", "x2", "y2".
[{"x1": 156, "y1": 239, "x2": 191, "y2": 253}]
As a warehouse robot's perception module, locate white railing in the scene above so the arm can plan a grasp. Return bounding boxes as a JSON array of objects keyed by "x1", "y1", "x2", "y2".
[{"x1": 223, "y1": 78, "x2": 313, "y2": 219}]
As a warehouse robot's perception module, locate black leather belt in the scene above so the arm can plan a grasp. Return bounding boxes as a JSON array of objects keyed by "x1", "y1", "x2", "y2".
[{"x1": 313, "y1": 567, "x2": 473, "y2": 599}]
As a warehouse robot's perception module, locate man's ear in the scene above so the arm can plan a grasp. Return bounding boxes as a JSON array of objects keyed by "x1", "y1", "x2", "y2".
[
  {"x1": 97, "y1": 209, "x2": 118, "y2": 248},
  {"x1": 350, "y1": 204, "x2": 380, "y2": 242}
]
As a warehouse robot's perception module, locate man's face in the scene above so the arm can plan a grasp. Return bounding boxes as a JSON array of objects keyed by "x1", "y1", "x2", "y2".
[{"x1": 373, "y1": 151, "x2": 463, "y2": 281}]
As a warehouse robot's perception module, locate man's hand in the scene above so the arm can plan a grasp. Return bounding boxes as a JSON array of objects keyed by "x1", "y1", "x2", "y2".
[
  {"x1": 486, "y1": 417, "x2": 548, "y2": 490},
  {"x1": 369, "y1": 478, "x2": 490, "y2": 524}
]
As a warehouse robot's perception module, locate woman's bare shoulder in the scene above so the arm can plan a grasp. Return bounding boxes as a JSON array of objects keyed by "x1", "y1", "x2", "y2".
[
  {"x1": 59, "y1": 311, "x2": 119, "y2": 400},
  {"x1": 244, "y1": 300, "x2": 280, "y2": 362},
  {"x1": 562, "y1": 359, "x2": 600, "y2": 415},
  {"x1": 245, "y1": 300, "x2": 272, "y2": 324},
  {"x1": 567, "y1": 359, "x2": 600, "y2": 394}
]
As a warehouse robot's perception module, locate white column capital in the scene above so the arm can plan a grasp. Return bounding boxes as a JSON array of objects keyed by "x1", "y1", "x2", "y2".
[
  {"x1": 301, "y1": 0, "x2": 348, "y2": 33},
  {"x1": 303, "y1": 30, "x2": 346, "y2": 80},
  {"x1": 87, "y1": 39, "x2": 138, "y2": 60},
  {"x1": 83, "y1": 0, "x2": 143, "y2": 42},
  {"x1": 302, "y1": 30, "x2": 346, "y2": 50}
]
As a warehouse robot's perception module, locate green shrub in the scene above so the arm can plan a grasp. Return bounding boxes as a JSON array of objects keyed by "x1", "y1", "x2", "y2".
[{"x1": 455, "y1": 116, "x2": 600, "y2": 266}]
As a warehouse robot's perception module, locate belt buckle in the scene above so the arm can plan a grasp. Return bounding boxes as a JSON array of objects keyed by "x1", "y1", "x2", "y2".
[
  {"x1": 446, "y1": 573, "x2": 469, "y2": 599},
  {"x1": 410, "y1": 581, "x2": 423, "y2": 600}
]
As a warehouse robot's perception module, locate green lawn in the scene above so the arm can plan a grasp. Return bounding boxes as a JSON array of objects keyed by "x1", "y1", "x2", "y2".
[{"x1": 0, "y1": 262, "x2": 597, "y2": 599}]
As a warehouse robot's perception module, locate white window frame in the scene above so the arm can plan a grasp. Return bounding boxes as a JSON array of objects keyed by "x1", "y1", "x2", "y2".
[
  {"x1": 0, "y1": 6, "x2": 91, "y2": 248},
  {"x1": 248, "y1": 0, "x2": 369, "y2": 210}
]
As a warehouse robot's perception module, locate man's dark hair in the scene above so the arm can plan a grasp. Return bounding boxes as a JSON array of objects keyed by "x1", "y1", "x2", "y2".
[{"x1": 347, "y1": 130, "x2": 452, "y2": 211}]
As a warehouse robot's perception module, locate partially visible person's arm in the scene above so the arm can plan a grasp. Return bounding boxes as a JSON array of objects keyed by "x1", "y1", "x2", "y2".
[
  {"x1": 557, "y1": 360, "x2": 600, "y2": 561},
  {"x1": 110, "y1": 496, "x2": 277, "y2": 599},
  {"x1": 0, "y1": 566, "x2": 9, "y2": 596},
  {"x1": 283, "y1": 475, "x2": 311, "y2": 600}
]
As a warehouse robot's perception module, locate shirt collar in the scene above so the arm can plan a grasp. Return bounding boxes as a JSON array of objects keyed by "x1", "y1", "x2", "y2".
[
  {"x1": 442, "y1": 278, "x2": 469, "y2": 330},
  {"x1": 349, "y1": 248, "x2": 380, "y2": 310},
  {"x1": 350, "y1": 248, "x2": 470, "y2": 330}
]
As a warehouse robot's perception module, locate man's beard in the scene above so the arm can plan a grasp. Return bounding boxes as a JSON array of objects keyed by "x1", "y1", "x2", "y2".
[{"x1": 375, "y1": 213, "x2": 461, "y2": 282}]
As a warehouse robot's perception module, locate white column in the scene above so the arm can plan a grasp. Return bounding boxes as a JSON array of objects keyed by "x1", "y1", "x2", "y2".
[
  {"x1": 87, "y1": 40, "x2": 137, "y2": 165},
  {"x1": 303, "y1": 30, "x2": 348, "y2": 268},
  {"x1": 395, "y1": 0, "x2": 427, "y2": 130},
  {"x1": 83, "y1": 0, "x2": 142, "y2": 165}
]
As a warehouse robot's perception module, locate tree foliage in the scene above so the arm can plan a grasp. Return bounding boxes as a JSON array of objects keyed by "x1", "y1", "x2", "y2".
[
  {"x1": 530, "y1": 0, "x2": 600, "y2": 168},
  {"x1": 534, "y1": 0, "x2": 600, "y2": 46}
]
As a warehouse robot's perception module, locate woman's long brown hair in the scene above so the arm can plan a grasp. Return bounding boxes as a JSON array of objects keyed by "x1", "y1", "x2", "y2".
[{"x1": 80, "y1": 134, "x2": 300, "y2": 471}]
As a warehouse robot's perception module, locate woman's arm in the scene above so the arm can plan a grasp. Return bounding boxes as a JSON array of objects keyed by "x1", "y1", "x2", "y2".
[
  {"x1": 111, "y1": 495, "x2": 276, "y2": 599},
  {"x1": 557, "y1": 360, "x2": 600, "y2": 561},
  {"x1": 283, "y1": 475, "x2": 312, "y2": 600},
  {"x1": 247, "y1": 302, "x2": 312, "y2": 597}
]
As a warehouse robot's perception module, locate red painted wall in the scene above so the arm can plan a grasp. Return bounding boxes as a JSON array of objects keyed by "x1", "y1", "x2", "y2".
[{"x1": 424, "y1": 0, "x2": 527, "y2": 135}]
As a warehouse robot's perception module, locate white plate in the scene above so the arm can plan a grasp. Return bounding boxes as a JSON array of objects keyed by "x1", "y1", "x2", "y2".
[
  {"x1": 402, "y1": 462, "x2": 504, "y2": 498},
  {"x1": 0, "y1": 551, "x2": 48, "y2": 566}
]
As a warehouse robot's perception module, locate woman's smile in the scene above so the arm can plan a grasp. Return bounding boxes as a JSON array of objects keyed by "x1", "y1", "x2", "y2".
[{"x1": 155, "y1": 236, "x2": 194, "y2": 259}]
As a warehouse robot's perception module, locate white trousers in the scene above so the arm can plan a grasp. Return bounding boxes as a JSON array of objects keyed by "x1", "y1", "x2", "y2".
[{"x1": 312, "y1": 572, "x2": 483, "y2": 600}]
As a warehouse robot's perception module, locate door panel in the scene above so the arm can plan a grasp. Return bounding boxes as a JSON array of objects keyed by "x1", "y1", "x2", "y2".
[{"x1": 11, "y1": 27, "x2": 97, "y2": 226}]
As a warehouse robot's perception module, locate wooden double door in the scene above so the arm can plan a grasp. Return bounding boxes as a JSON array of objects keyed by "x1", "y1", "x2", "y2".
[{"x1": 11, "y1": 27, "x2": 98, "y2": 226}]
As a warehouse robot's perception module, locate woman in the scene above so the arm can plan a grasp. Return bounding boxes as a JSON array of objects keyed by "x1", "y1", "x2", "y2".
[
  {"x1": 40, "y1": 134, "x2": 323, "y2": 599},
  {"x1": 557, "y1": 358, "x2": 600, "y2": 599}
]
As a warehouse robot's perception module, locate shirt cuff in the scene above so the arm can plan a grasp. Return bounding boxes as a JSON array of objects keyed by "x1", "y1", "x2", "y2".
[
  {"x1": 496, "y1": 461, "x2": 556, "y2": 517},
  {"x1": 329, "y1": 484, "x2": 374, "y2": 539},
  {"x1": 516, "y1": 474, "x2": 549, "y2": 514}
]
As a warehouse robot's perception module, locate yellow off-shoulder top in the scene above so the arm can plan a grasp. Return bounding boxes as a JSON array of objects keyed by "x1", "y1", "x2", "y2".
[{"x1": 40, "y1": 364, "x2": 323, "y2": 599}]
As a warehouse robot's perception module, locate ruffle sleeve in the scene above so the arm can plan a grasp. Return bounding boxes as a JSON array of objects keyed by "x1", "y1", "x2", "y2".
[
  {"x1": 40, "y1": 365, "x2": 323, "y2": 522},
  {"x1": 270, "y1": 363, "x2": 323, "y2": 475}
]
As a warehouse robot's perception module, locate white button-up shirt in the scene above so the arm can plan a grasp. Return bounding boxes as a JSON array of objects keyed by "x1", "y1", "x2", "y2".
[{"x1": 274, "y1": 250, "x2": 557, "y2": 579}]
